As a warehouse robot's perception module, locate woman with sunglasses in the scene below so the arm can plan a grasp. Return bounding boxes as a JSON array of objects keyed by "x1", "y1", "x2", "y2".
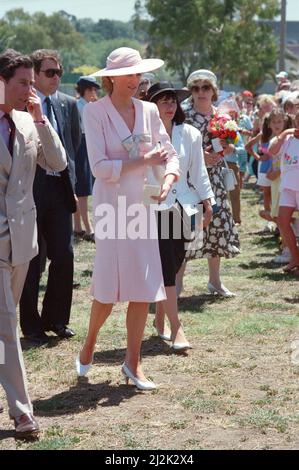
[
  {"x1": 181, "y1": 69, "x2": 240, "y2": 297},
  {"x1": 146, "y1": 82, "x2": 214, "y2": 348}
]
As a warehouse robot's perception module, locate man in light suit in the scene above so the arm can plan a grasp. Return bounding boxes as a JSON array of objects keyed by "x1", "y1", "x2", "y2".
[
  {"x1": 0, "y1": 49, "x2": 66, "y2": 438},
  {"x1": 19, "y1": 49, "x2": 81, "y2": 344}
]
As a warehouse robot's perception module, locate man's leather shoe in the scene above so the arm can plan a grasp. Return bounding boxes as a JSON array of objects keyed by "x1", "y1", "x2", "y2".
[
  {"x1": 24, "y1": 332, "x2": 49, "y2": 345},
  {"x1": 50, "y1": 324, "x2": 75, "y2": 338},
  {"x1": 14, "y1": 413, "x2": 39, "y2": 440}
]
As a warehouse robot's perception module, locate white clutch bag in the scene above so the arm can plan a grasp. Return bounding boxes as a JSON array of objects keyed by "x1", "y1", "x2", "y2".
[
  {"x1": 142, "y1": 184, "x2": 161, "y2": 205},
  {"x1": 222, "y1": 159, "x2": 237, "y2": 191},
  {"x1": 145, "y1": 142, "x2": 165, "y2": 185}
]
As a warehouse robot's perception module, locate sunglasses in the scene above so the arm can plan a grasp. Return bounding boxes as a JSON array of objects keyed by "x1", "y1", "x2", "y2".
[
  {"x1": 40, "y1": 68, "x2": 63, "y2": 78},
  {"x1": 192, "y1": 84, "x2": 211, "y2": 93}
]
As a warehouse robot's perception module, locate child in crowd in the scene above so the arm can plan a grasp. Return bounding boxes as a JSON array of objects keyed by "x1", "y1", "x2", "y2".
[
  {"x1": 246, "y1": 109, "x2": 286, "y2": 223},
  {"x1": 269, "y1": 110, "x2": 299, "y2": 274},
  {"x1": 249, "y1": 95, "x2": 276, "y2": 180},
  {"x1": 267, "y1": 111, "x2": 293, "y2": 263}
]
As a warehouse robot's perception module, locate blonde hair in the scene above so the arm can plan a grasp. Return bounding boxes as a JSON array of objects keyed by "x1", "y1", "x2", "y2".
[
  {"x1": 256, "y1": 94, "x2": 277, "y2": 108},
  {"x1": 102, "y1": 77, "x2": 113, "y2": 94}
]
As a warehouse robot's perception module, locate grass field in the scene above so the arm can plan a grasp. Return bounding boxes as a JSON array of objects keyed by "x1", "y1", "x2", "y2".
[{"x1": 1, "y1": 183, "x2": 299, "y2": 450}]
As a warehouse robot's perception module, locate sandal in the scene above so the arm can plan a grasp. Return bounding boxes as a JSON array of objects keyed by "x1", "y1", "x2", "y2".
[
  {"x1": 74, "y1": 230, "x2": 86, "y2": 239},
  {"x1": 259, "y1": 209, "x2": 272, "y2": 222},
  {"x1": 83, "y1": 233, "x2": 95, "y2": 243}
]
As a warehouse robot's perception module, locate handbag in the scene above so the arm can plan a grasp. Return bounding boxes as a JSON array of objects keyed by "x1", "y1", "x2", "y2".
[{"x1": 222, "y1": 160, "x2": 237, "y2": 192}]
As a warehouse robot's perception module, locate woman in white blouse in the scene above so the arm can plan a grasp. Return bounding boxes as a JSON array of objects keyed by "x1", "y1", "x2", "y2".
[{"x1": 146, "y1": 82, "x2": 214, "y2": 349}]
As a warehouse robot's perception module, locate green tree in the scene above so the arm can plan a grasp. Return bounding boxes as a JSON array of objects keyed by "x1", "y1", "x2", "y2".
[
  {"x1": 135, "y1": 0, "x2": 280, "y2": 90},
  {"x1": 0, "y1": 9, "x2": 85, "y2": 73}
]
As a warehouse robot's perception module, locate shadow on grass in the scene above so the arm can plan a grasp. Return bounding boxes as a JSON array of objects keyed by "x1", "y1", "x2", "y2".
[
  {"x1": 0, "y1": 429, "x2": 15, "y2": 442},
  {"x1": 92, "y1": 337, "x2": 174, "y2": 366},
  {"x1": 178, "y1": 294, "x2": 230, "y2": 312},
  {"x1": 249, "y1": 236, "x2": 278, "y2": 249},
  {"x1": 33, "y1": 380, "x2": 140, "y2": 417},
  {"x1": 149, "y1": 294, "x2": 225, "y2": 315},
  {"x1": 284, "y1": 297, "x2": 299, "y2": 304},
  {"x1": 81, "y1": 269, "x2": 92, "y2": 278},
  {"x1": 247, "y1": 271, "x2": 291, "y2": 281},
  {"x1": 239, "y1": 260, "x2": 278, "y2": 270},
  {"x1": 20, "y1": 336, "x2": 65, "y2": 352},
  {"x1": 255, "y1": 252, "x2": 276, "y2": 258},
  {"x1": 91, "y1": 335, "x2": 194, "y2": 367}
]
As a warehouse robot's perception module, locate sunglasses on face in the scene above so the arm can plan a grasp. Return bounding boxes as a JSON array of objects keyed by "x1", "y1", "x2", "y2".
[
  {"x1": 192, "y1": 84, "x2": 211, "y2": 93},
  {"x1": 40, "y1": 68, "x2": 63, "y2": 78}
]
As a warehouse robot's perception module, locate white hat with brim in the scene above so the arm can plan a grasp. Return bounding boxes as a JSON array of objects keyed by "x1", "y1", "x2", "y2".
[
  {"x1": 276, "y1": 71, "x2": 288, "y2": 79},
  {"x1": 90, "y1": 47, "x2": 164, "y2": 77},
  {"x1": 187, "y1": 69, "x2": 217, "y2": 88}
]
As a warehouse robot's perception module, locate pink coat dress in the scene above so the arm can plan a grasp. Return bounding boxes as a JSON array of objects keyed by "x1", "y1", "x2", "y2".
[{"x1": 83, "y1": 95, "x2": 180, "y2": 303}]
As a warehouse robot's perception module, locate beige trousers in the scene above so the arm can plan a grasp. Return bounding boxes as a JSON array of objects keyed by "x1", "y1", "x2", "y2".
[{"x1": 0, "y1": 261, "x2": 32, "y2": 418}]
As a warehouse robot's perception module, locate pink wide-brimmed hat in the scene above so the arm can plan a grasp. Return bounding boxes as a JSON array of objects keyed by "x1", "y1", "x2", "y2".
[{"x1": 90, "y1": 47, "x2": 164, "y2": 77}]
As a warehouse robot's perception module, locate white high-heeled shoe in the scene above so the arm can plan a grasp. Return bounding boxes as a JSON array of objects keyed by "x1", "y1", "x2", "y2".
[
  {"x1": 75, "y1": 355, "x2": 92, "y2": 377},
  {"x1": 153, "y1": 320, "x2": 171, "y2": 341},
  {"x1": 171, "y1": 341, "x2": 192, "y2": 351},
  {"x1": 171, "y1": 325, "x2": 191, "y2": 351},
  {"x1": 207, "y1": 282, "x2": 236, "y2": 298},
  {"x1": 121, "y1": 363, "x2": 156, "y2": 391}
]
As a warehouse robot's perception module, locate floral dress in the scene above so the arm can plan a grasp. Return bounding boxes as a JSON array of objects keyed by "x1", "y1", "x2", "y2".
[{"x1": 183, "y1": 101, "x2": 240, "y2": 259}]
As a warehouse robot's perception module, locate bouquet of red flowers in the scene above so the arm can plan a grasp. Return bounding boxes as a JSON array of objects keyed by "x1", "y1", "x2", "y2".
[{"x1": 208, "y1": 114, "x2": 239, "y2": 145}]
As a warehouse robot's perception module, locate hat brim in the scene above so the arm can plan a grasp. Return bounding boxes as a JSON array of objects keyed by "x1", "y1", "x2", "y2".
[
  {"x1": 90, "y1": 59, "x2": 164, "y2": 77},
  {"x1": 148, "y1": 87, "x2": 191, "y2": 103},
  {"x1": 187, "y1": 75, "x2": 217, "y2": 88},
  {"x1": 77, "y1": 79, "x2": 100, "y2": 89}
]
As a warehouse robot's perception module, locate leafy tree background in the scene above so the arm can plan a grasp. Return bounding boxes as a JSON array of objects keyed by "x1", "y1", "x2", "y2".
[
  {"x1": 134, "y1": 0, "x2": 280, "y2": 89},
  {"x1": 0, "y1": 8, "x2": 145, "y2": 76},
  {"x1": 0, "y1": 1, "x2": 281, "y2": 90}
]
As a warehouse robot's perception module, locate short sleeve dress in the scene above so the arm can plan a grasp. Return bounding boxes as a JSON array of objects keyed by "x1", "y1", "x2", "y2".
[{"x1": 183, "y1": 101, "x2": 240, "y2": 259}]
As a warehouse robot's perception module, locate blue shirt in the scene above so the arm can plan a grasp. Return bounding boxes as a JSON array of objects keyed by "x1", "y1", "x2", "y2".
[
  {"x1": 224, "y1": 131, "x2": 246, "y2": 164},
  {"x1": 37, "y1": 90, "x2": 59, "y2": 133}
]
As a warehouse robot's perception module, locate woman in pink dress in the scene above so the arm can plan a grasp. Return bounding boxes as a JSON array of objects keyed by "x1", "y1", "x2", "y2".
[{"x1": 75, "y1": 48, "x2": 180, "y2": 390}]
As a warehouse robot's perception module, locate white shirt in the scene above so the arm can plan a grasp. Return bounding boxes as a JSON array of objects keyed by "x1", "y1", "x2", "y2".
[
  {"x1": 156, "y1": 123, "x2": 214, "y2": 211},
  {"x1": 281, "y1": 135, "x2": 299, "y2": 191},
  {"x1": 36, "y1": 91, "x2": 60, "y2": 176},
  {"x1": 37, "y1": 90, "x2": 59, "y2": 133}
]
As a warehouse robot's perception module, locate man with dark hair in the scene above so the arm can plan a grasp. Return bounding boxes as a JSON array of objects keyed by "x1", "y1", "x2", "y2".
[
  {"x1": 0, "y1": 49, "x2": 67, "y2": 439},
  {"x1": 19, "y1": 49, "x2": 81, "y2": 343}
]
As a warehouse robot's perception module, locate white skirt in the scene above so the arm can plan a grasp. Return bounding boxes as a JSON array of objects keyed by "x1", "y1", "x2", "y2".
[{"x1": 257, "y1": 162, "x2": 271, "y2": 187}]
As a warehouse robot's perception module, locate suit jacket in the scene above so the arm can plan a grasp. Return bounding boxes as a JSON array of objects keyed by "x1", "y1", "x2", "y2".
[
  {"x1": 34, "y1": 91, "x2": 81, "y2": 213},
  {"x1": 0, "y1": 110, "x2": 67, "y2": 267},
  {"x1": 83, "y1": 96, "x2": 180, "y2": 303},
  {"x1": 161, "y1": 123, "x2": 214, "y2": 210},
  {"x1": 51, "y1": 91, "x2": 81, "y2": 187}
]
